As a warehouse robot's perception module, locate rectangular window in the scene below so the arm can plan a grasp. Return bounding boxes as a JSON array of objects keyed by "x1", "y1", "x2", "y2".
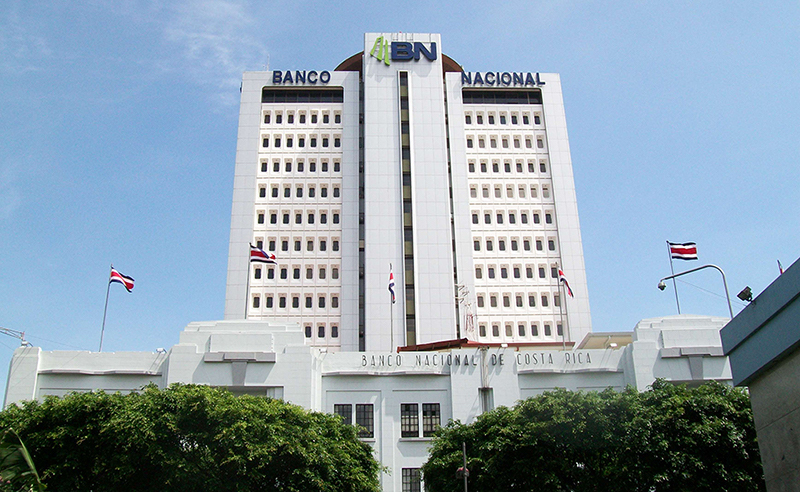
[
  {"x1": 422, "y1": 403, "x2": 440, "y2": 437},
  {"x1": 401, "y1": 404, "x2": 419, "y2": 438},
  {"x1": 318, "y1": 324, "x2": 325, "y2": 338},
  {"x1": 355, "y1": 404, "x2": 374, "y2": 438},
  {"x1": 252, "y1": 296, "x2": 260, "y2": 308},
  {"x1": 402, "y1": 468, "x2": 422, "y2": 492},
  {"x1": 334, "y1": 404, "x2": 352, "y2": 424}
]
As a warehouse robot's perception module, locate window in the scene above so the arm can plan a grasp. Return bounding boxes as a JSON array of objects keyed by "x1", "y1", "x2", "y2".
[
  {"x1": 267, "y1": 267, "x2": 275, "y2": 279},
  {"x1": 332, "y1": 240, "x2": 340, "y2": 251},
  {"x1": 492, "y1": 324, "x2": 500, "y2": 336},
  {"x1": 299, "y1": 113, "x2": 306, "y2": 124},
  {"x1": 297, "y1": 161, "x2": 304, "y2": 172},
  {"x1": 334, "y1": 404, "x2": 352, "y2": 424},
  {"x1": 518, "y1": 324, "x2": 526, "y2": 336},
  {"x1": 536, "y1": 240, "x2": 543, "y2": 251},
  {"x1": 279, "y1": 296, "x2": 286, "y2": 308},
  {"x1": 401, "y1": 404, "x2": 419, "y2": 437},
  {"x1": 475, "y1": 267, "x2": 482, "y2": 279},
  {"x1": 280, "y1": 267, "x2": 287, "y2": 279},
  {"x1": 492, "y1": 162, "x2": 499, "y2": 173},
  {"x1": 543, "y1": 186, "x2": 550, "y2": 199},
  {"x1": 472, "y1": 213, "x2": 478, "y2": 224},
  {"x1": 544, "y1": 324, "x2": 552, "y2": 337},
  {"x1": 321, "y1": 213, "x2": 327, "y2": 224},
  {"x1": 477, "y1": 114, "x2": 483, "y2": 124},
  {"x1": 532, "y1": 323, "x2": 539, "y2": 336},
  {"x1": 539, "y1": 267, "x2": 546, "y2": 278},
  {"x1": 334, "y1": 161, "x2": 341, "y2": 172},
  {"x1": 318, "y1": 324, "x2": 325, "y2": 337},
  {"x1": 523, "y1": 114, "x2": 530, "y2": 124},
  {"x1": 503, "y1": 295, "x2": 510, "y2": 307},
  {"x1": 319, "y1": 296, "x2": 326, "y2": 308},
  {"x1": 306, "y1": 267, "x2": 313, "y2": 279},
  {"x1": 551, "y1": 266, "x2": 558, "y2": 278},
  {"x1": 305, "y1": 325, "x2": 312, "y2": 338},
  {"x1": 311, "y1": 113, "x2": 318, "y2": 124},
  {"x1": 534, "y1": 114, "x2": 541, "y2": 124},
  {"x1": 271, "y1": 186, "x2": 278, "y2": 198},
  {"x1": 554, "y1": 294, "x2": 561, "y2": 307},
  {"x1": 293, "y1": 268, "x2": 300, "y2": 279},
  {"x1": 516, "y1": 295, "x2": 523, "y2": 307},
  {"x1": 274, "y1": 137, "x2": 281, "y2": 147},
  {"x1": 305, "y1": 296, "x2": 313, "y2": 308},
  {"x1": 262, "y1": 137, "x2": 269, "y2": 148},
  {"x1": 259, "y1": 187, "x2": 266, "y2": 198},
  {"x1": 477, "y1": 296, "x2": 485, "y2": 308},
  {"x1": 529, "y1": 295, "x2": 536, "y2": 307},
  {"x1": 282, "y1": 213, "x2": 290, "y2": 224},
  {"x1": 402, "y1": 468, "x2": 422, "y2": 492},
  {"x1": 540, "y1": 162, "x2": 547, "y2": 173},
  {"x1": 331, "y1": 325, "x2": 339, "y2": 337},
  {"x1": 496, "y1": 213, "x2": 503, "y2": 224},
  {"x1": 266, "y1": 296, "x2": 273, "y2": 308},
  {"x1": 355, "y1": 404, "x2": 374, "y2": 438},
  {"x1": 512, "y1": 114, "x2": 518, "y2": 124},
  {"x1": 486, "y1": 240, "x2": 493, "y2": 251},
  {"x1": 308, "y1": 213, "x2": 315, "y2": 224},
  {"x1": 294, "y1": 240, "x2": 301, "y2": 251},
  {"x1": 500, "y1": 114, "x2": 507, "y2": 125},
  {"x1": 534, "y1": 213, "x2": 541, "y2": 224},
  {"x1": 549, "y1": 240, "x2": 556, "y2": 251},
  {"x1": 335, "y1": 114, "x2": 341, "y2": 124},
  {"x1": 526, "y1": 267, "x2": 533, "y2": 278},
  {"x1": 546, "y1": 213, "x2": 553, "y2": 224},
  {"x1": 490, "y1": 295, "x2": 498, "y2": 308},
  {"x1": 473, "y1": 240, "x2": 480, "y2": 251},
  {"x1": 521, "y1": 213, "x2": 528, "y2": 224},
  {"x1": 488, "y1": 114, "x2": 495, "y2": 124},
  {"x1": 257, "y1": 213, "x2": 264, "y2": 224},
  {"x1": 323, "y1": 114, "x2": 330, "y2": 124},
  {"x1": 332, "y1": 296, "x2": 339, "y2": 308},
  {"x1": 488, "y1": 267, "x2": 495, "y2": 279},
  {"x1": 467, "y1": 138, "x2": 473, "y2": 148},
  {"x1": 286, "y1": 137, "x2": 293, "y2": 148},
  {"x1": 332, "y1": 267, "x2": 339, "y2": 279},
  {"x1": 514, "y1": 267, "x2": 520, "y2": 278},
  {"x1": 333, "y1": 187, "x2": 340, "y2": 198},
  {"x1": 465, "y1": 114, "x2": 471, "y2": 124},
  {"x1": 275, "y1": 113, "x2": 282, "y2": 124},
  {"x1": 321, "y1": 187, "x2": 328, "y2": 198},
  {"x1": 509, "y1": 213, "x2": 516, "y2": 224},
  {"x1": 499, "y1": 239, "x2": 506, "y2": 251},
  {"x1": 308, "y1": 187, "x2": 315, "y2": 197},
  {"x1": 542, "y1": 295, "x2": 549, "y2": 307},
  {"x1": 322, "y1": 137, "x2": 329, "y2": 147},
  {"x1": 296, "y1": 187, "x2": 303, "y2": 197},
  {"x1": 505, "y1": 324, "x2": 512, "y2": 336},
  {"x1": 299, "y1": 137, "x2": 306, "y2": 147},
  {"x1": 295, "y1": 213, "x2": 302, "y2": 224},
  {"x1": 468, "y1": 162, "x2": 475, "y2": 173},
  {"x1": 252, "y1": 296, "x2": 260, "y2": 308},
  {"x1": 422, "y1": 403, "x2": 440, "y2": 437},
  {"x1": 264, "y1": 113, "x2": 271, "y2": 124},
  {"x1": 319, "y1": 267, "x2": 326, "y2": 279},
  {"x1": 334, "y1": 137, "x2": 341, "y2": 147},
  {"x1": 261, "y1": 162, "x2": 268, "y2": 172},
  {"x1": 501, "y1": 267, "x2": 508, "y2": 279}
]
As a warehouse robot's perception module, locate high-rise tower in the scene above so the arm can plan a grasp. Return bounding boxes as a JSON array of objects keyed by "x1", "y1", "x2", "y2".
[{"x1": 225, "y1": 33, "x2": 592, "y2": 352}]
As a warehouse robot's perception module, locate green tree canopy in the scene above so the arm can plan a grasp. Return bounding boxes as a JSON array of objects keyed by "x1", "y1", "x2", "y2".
[
  {"x1": 422, "y1": 380, "x2": 763, "y2": 492},
  {"x1": 0, "y1": 384, "x2": 380, "y2": 492}
]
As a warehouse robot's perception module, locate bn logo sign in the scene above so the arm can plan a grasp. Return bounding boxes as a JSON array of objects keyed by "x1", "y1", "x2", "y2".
[{"x1": 370, "y1": 36, "x2": 437, "y2": 66}]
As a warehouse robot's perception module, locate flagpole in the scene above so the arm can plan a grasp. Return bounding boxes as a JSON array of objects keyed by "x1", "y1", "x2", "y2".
[
  {"x1": 99, "y1": 264, "x2": 113, "y2": 352},
  {"x1": 558, "y1": 272, "x2": 566, "y2": 351},
  {"x1": 666, "y1": 241, "x2": 681, "y2": 314},
  {"x1": 244, "y1": 248, "x2": 251, "y2": 319},
  {"x1": 390, "y1": 263, "x2": 394, "y2": 351}
]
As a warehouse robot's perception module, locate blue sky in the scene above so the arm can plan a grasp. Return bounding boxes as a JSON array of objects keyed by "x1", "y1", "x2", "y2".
[{"x1": 1, "y1": 1, "x2": 798, "y2": 400}]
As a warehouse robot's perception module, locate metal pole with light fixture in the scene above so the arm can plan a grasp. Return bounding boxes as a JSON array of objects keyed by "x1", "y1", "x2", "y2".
[{"x1": 658, "y1": 264, "x2": 733, "y2": 318}]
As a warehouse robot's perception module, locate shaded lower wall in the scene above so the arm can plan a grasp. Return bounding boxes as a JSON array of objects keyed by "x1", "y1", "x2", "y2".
[{"x1": 747, "y1": 347, "x2": 800, "y2": 491}]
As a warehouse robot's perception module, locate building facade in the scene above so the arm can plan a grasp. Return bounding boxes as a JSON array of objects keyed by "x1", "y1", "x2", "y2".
[
  {"x1": 224, "y1": 33, "x2": 592, "y2": 353},
  {"x1": 3, "y1": 33, "x2": 737, "y2": 492}
]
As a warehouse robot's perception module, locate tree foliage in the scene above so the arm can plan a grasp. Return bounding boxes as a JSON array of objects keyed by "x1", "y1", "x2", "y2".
[
  {"x1": 422, "y1": 380, "x2": 764, "y2": 492},
  {"x1": 0, "y1": 384, "x2": 380, "y2": 492}
]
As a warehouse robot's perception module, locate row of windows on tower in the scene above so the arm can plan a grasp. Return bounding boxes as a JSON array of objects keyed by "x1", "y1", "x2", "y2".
[
  {"x1": 262, "y1": 135, "x2": 341, "y2": 149},
  {"x1": 253, "y1": 264, "x2": 340, "y2": 281},
  {"x1": 260, "y1": 185, "x2": 341, "y2": 199},
  {"x1": 464, "y1": 112, "x2": 541, "y2": 126},
  {"x1": 477, "y1": 292, "x2": 561, "y2": 309},
  {"x1": 252, "y1": 293, "x2": 339, "y2": 310},
  {"x1": 305, "y1": 324, "x2": 339, "y2": 339},
  {"x1": 473, "y1": 237, "x2": 557, "y2": 253},
  {"x1": 254, "y1": 238, "x2": 340, "y2": 254},
  {"x1": 466, "y1": 135, "x2": 544, "y2": 150},
  {"x1": 471, "y1": 211, "x2": 553, "y2": 226},
  {"x1": 470, "y1": 185, "x2": 551, "y2": 201},
  {"x1": 263, "y1": 111, "x2": 341, "y2": 125},
  {"x1": 469, "y1": 160, "x2": 547, "y2": 174},
  {"x1": 257, "y1": 211, "x2": 341, "y2": 226},
  {"x1": 476, "y1": 264, "x2": 560, "y2": 281},
  {"x1": 479, "y1": 322, "x2": 561, "y2": 338},
  {"x1": 261, "y1": 159, "x2": 341, "y2": 173}
]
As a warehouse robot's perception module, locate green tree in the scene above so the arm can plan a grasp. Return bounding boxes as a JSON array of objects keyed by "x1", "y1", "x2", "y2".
[
  {"x1": 422, "y1": 381, "x2": 764, "y2": 492},
  {"x1": 0, "y1": 384, "x2": 380, "y2": 492}
]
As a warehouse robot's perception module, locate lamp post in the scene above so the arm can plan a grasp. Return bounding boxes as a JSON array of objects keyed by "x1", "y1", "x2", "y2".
[{"x1": 658, "y1": 264, "x2": 734, "y2": 319}]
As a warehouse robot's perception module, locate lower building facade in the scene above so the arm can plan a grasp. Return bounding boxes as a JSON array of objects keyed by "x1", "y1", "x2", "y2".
[{"x1": 5, "y1": 314, "x2": 731, "y2": 492}]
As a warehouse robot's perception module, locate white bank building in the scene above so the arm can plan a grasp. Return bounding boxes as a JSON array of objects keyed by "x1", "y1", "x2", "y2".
[{"x1": 5, "y1": 33, "x2": 733, "y2": 492}]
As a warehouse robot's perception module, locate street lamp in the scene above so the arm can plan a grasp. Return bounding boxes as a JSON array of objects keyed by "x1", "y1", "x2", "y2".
[{"x1": 658, "y1": 264, "x2": 734, "y2": 318}]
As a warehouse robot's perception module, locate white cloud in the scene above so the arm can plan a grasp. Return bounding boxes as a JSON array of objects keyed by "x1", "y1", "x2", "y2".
[
  {"x1": 158, "y1": 0, "x2": 271, "y2": 106},
  {"x1": 0, "y1": 6, "x2": 52, "y2": 75},
  {"x1": 0, "y1": 165, "x2": 22, "y2": 221}
]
